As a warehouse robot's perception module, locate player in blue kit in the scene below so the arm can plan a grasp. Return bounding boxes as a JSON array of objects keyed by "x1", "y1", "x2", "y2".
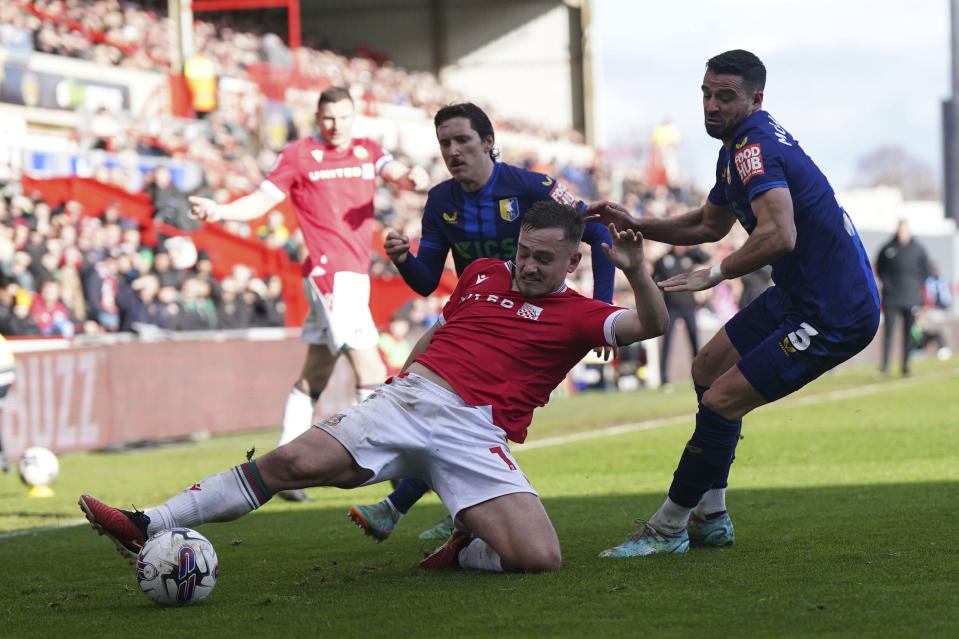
[
  {"x1": 589, "y1": 49, "x2": 880, "y2": 556},
  {"x1": 348, "y1": 102, "x2": 616, "y2": 542}
]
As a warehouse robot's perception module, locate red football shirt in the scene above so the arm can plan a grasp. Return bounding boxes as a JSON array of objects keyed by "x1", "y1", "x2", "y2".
[
  {"x1": 261, "y1": 135, "x2": 393, "y2": 292},
  {"x1": 416, "y1": 258, "x2": 626, "y2": 442}
]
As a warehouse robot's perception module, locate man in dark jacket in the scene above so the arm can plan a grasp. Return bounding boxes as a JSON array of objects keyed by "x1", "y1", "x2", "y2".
[
  {"x1": 875, "y1": 219, "x2": 930, "y2": 375},
  {"x1": 652, "y1": 245, "x2": 709, "y2": 386}
]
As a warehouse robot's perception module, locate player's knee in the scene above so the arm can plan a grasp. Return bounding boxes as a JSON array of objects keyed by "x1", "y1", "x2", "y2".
[
  {"x1": 262, "y1": 443, "x2": 315, "y2": 483},
  {"x1": 700, "y1": 387, "x2": 737, "y2": 421},
  {"x1": 690, "y1": 352, "x2": 717, "y2": 387},
  {"x1": 505, "y1": 543, "x2": 562, "y2": 573}
]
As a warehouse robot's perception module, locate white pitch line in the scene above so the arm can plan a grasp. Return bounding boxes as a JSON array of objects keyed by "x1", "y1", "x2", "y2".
[
  {"x1": 2, "y1": 368, "x2": 955, "y2": 538},
  {"x1": 519, "y1": 367, "x2": 959, "y2": 452}
]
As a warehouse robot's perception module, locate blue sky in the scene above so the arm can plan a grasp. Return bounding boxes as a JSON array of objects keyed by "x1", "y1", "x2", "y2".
[{"x1": 592, "y1": 0, "x2": 951, "y2": 191}]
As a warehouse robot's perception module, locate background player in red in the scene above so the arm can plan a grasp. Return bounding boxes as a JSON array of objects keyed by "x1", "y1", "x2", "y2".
[
  {"x1": 189, "y1": 87, "x2": 428, "y2": 501},
  {"x1": 79, "y1": 201, "x2": 668, "y2": 573}
]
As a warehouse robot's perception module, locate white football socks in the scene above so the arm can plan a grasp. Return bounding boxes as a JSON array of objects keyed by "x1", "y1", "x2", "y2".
[
  {"x1": 649, "y1": 497, "x2": 692, "y2": 536},
  {"x1": 456, "y1": 537, "x2": 504, "y2": 572},
  {"x1": 692, "y1": 488, "x2": 727, "y2": 519},
  {"x1": 277, "y1": 385, "x2": 316, "y2": 446},
  {"x1": 145, "y1": 467, "x2": 263, "y2": 536}
]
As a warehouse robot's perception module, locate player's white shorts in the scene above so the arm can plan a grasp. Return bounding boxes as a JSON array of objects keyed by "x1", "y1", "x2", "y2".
[
  {"x1": 300, "y1": 269, "x2": 379, "y2": 352},
  {"x1": 316, "y1": 372, "x2": 536, "y2": 519}
]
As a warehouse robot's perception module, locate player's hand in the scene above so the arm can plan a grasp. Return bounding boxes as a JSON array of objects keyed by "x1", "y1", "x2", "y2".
[
  {"x1": 583, "y1": 200, "x2": 635, "y2": 229},
  {"x1": 601, "y1": 223, "x2": 646, "y2": 273},
  {"x1": 384, "y1": 229, "x2": 411, "y2": 264},
  {"x1": 658, "y1": 267, "x2": 714, "y2": 292},
  {"x1": 187, "y1": 196, "x2": 221, "y2": 222},
  {"x1": 407, "y1": 166, "x2": 430, "y2": 192},
  {"x1": 593, "y1": 345, "x2": 617, "y2": 361}
]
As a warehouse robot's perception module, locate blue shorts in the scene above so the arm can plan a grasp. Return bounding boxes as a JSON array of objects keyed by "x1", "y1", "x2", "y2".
[{"x1": 726, "y1": 286, "x2": 879, "y2": 402}]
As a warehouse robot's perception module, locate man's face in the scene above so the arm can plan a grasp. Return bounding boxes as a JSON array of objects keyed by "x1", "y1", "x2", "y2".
[
  {"x1": 317, "y1": 98, "x2": 355, "y2": 150},
  {"x1": 701, "y1": 71, "x2": 761, "y2": 143},
  {"x1": 513, "y1": 226, "x2": 581, "y2": 298},
  {"x1": 436, "y1": 116, "x2": 494, "y2": 191}
]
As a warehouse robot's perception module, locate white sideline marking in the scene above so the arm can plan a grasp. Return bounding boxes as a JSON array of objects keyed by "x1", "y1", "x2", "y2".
[
  {"x1": 0, "y1": 519, "x2": 88, "y2": 539},
  {"x1": 520, "y1": 368, "x2": 959, "y2": 452},
  {"x1": 3, "y1": 369, "x2": 955, "y2": 538}
]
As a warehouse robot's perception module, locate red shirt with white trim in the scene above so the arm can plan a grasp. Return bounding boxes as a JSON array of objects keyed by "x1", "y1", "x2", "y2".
[
  {"x1": 416, "y1": 258, "x2": 626, "y2": 443},
  {"x1": 261, "y1": 136, "x2": 393, "y2": 292}
]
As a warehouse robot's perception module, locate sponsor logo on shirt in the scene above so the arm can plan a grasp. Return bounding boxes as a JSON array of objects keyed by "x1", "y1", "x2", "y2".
[
  {"x1": 443, "y1": 211, "x2": 458, "y2": 224},
  {"x1": 499, "y1": 197, "x2": 519, "y2": 222},
  {"x1": 311, "y1": 149, "x2": 324, "y2": 163},
  {"x1": 734, "y1": 136, "x2": 749, "y2": 150},
  {"x1": 548, "y1": 182, "x2": 578, "y2": 207},
  {"x1": 353, "y1": 146, "x2": 370, "y2": 159},
  {"x1": 308, "y1": 164, "x2": 375, "y2": 181},
  {"x1": 517, "y1": 302, "x2": 543, "y2": 321},
  {"x1": 541, "y1": 175, "x2": 554, "y2": 186},
  {"x1": 733, "y1": 143, "x2": 764, "y2": 184},
  {"x1": 474, "y1": 274, "x2": 488, "y2": 285}
]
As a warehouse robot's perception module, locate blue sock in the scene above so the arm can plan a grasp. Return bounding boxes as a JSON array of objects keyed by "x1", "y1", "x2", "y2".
[
  {"x1": 694, "y1": 383, "x2": 708, "y2": 404},
  {"x1": 692, "y1": 384, "x2": 738, "y2": 489},
  {"x1": 387, "y1": 478, "x2": 430, "y2": 514},
  {"x1": 668, "y1": 404, "x2": 742, "y2": 508}
]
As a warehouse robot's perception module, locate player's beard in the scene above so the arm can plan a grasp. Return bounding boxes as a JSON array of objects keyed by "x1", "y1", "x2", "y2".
[{"x1": 705, "y1": 108, "x2": 750, "y2": 142}]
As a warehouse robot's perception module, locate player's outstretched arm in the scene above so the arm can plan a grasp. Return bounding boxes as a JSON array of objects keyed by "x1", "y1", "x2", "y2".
[
  {"x1": 658, "y1": 187, "x2": 795, "y2": 293},
  {"x1": 585, "y1": 199, "x2": 736, "y2": 246},
  {"x1": 188, "y1": 189, "x2": 282, "y2": 223},
  {"x1": 603, "y1": 225, "x2": 669, "y2": 345}
]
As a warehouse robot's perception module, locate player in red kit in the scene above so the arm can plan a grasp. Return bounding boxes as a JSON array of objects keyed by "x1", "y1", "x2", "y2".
[
  {"x1": 189, "y1": 87, "x2": 428, "y2": 501},
  {"x1": 79, "y1": 201, "x2": 668, "y2": 573}
]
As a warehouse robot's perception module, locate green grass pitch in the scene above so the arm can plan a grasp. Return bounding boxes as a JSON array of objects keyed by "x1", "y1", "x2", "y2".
[{"x1": 2, "y1": 357, "x2": 957, "y2": 637}]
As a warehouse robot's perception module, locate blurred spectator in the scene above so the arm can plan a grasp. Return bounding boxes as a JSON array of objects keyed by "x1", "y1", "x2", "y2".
[
  {"x1": 652, "y1": 245, "x2": 709, "y2": 387},
  {"x1": 147, "y1": 166, "x2": 200, "y2": 232},
  {"x1": 378, "y1": 314, "x2": 414, "y2": 374},
  {"x1": 30, "y1": 279, "x2": 76, "y2": 337},
  {"x1": 183, "y1": 52, "x2": 218, "y2": 118},
  {"x1": 875, "y1": 219, "x2": 930, "y2": 376},
  {"x1": 248, "y1": 275, "x2": 285, "y2": 327},
  {"x1": 116, "y1": 273, "x2": 166, "y2": 333},
  {"x1": 920, "y1": 263, "x2": 953, "y2": 361},
  {"x1": 215, "y1": 276, "x2": 252, "y2": 329},
  {"x1": 0, "y1": 274, "x2": 20, "y2": 334},
  {"x1": 151, "y1": 247, "x2": 182, "y2": 289},
  {"x1": 176, "y1": 276, "x2": 217, "y2": 331},
  {"x1": 739, "y1": 264, "x2": 772, "y2": 308}
]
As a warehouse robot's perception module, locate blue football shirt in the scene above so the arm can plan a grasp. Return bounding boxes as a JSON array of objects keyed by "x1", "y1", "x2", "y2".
[
  {"x1": 400, "y1": 162, "x2": 614, "y2": 302},
  {"x1": 707, "y1": 110, "x2": 879, "y2": 327}
]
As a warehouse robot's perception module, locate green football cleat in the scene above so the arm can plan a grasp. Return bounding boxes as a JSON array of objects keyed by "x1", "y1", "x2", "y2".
[
  {"x1": 687, "y1": 512, "x2": 735, "y2": 547},
  {"x1": 599, "y1": 519, "x2": 689, "y2": 557},
  {"x1": 348, "y1": 500, "x2": 400, "y2": 543},
  {"x1": 418, "y1": 514, "x2": 455, "y2": 540}
]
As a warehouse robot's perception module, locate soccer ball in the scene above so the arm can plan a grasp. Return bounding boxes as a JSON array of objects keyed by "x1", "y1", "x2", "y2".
[
  {"x1": 136, "y1": 528, "x2": 218, "y2": 606},
  {"x1": 17, "y1": 447, "x2": 59, "y2": 486}
]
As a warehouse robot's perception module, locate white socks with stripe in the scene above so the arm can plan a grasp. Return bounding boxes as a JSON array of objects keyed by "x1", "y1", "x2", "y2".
[
  {"x1": 145, "y1": 465, "x2": 268, "y2": 537},
  {"x1": 278, "y1": 385, "x2": 316, "y2": 446}
]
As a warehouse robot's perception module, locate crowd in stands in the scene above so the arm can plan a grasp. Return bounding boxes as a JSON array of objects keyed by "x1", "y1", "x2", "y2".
[
  {"x1": 0, "y1": 0, "x2": 756, "y2": 367},
  {"x1": 0, "y1": 185, "x2": 287, "y2": 338}
]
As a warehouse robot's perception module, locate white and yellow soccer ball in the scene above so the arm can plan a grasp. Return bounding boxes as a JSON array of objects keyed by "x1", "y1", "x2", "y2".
[
  {"x1": 136, "y1": 528, "x2": 218, "y2": 606},
  {"x1": 17, "y1": 447, "x2": 59, "y2": 487}
]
